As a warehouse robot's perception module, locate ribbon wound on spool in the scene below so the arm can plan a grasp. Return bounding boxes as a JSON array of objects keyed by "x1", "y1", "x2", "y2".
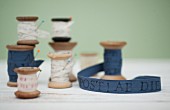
[
  {"x1": 17, "y1": 21, "x2": 49, "y2": 40},
  {"x1": 7, "y1": 50, "x2": 43, "y2": 82},
  {"x1": 48, "y1": 52, "x2": 74, "y2": 83},
  {"x1": 104, "y1": 49, "x2": 122, "y2": 75},
  {"x1": 52, "y1": 20, "x2": 73, "y2": 37},
  {"x1": 14, "y1": 67, "x2": 41, "y2": 99},
  {"x1": 8, "y1": 50, "x2": 34, "y2": 82}
]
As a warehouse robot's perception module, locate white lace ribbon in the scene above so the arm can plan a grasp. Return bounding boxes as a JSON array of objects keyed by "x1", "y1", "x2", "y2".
[
  {"x1": 17, "y1": 21, "x2": 49, "y2": 40},
  {"x1": 50, "y1": 52, "x2": 74, "y2": 83},
  {"x1": 52, "y1": 21, "x2": 73, "y2": 37}
]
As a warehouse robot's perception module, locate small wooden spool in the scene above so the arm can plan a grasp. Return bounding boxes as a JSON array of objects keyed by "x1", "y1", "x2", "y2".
[
  {"x1": 80, "y1": 53, "x2": 99, "y2": 69},
  {"x1": 14, "y1": 67, "x2": 41, "y2": 99},
  {"x1": 16, "y1": 16, "x2": 39, "y2": 45},
  {"x1": 49, "y1": 42, "x2": 77, "y2": 82},
  {"x1": 48, "y1": 52, "x2": 72, "y2": 89},
  {"x1": 100, "y1": 41, "x2": 127, "y2": 80}
]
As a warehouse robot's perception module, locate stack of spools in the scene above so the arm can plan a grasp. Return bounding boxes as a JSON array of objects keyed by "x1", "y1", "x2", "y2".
[
  {"x1": 48, "y1": 17, "x2": 77, "y2": 89},
  {"x1": 6, "y1": 16, "x2": 44, "y2": 98}
]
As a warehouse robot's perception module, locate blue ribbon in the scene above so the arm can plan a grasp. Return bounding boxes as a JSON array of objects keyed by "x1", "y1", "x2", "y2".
[
  {"x1": 78, "y1": 63, "x2": 161, "y2": 93},
  {"x1": 7, "y1": 50, "x2": 43, "y2": 82},
  {"x1": 78, "y1": 49, "x2": 161, "y2": 93},
  {"x1": 104, "y1": 49, "x2": 122, "y2": 75}
]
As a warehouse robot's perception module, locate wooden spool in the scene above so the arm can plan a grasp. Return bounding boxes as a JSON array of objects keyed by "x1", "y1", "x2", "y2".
[
  {"x1": 48, "y1": 52, "x2": 72, "y2": 89},
  {"x1": 16, "y1": 16, "x2": 39, "y2": 45},
  {"x1": 49, "y1": 42, "x2": 77, "y2": 82},
  {"x1": 14, "y1": 67, "x2": 40, "y2": 99},
  {"x1": 100, "y1": 41, "x2": 127, "y2": 80}
]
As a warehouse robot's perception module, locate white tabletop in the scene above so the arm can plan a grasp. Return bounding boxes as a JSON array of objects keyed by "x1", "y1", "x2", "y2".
[{"x1": 0, "y1": 59, "x2": 170, "y2": 110}]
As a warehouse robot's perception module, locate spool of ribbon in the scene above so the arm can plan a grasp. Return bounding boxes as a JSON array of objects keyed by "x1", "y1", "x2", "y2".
[
  {"x1": 101, "y1": 41, "x2": 126, "y2": 80},
  {"x1": 6, "y1": 45, "x2": 44, "y2": 87},
  {"x1": 14, "y1": 67, "x2": 41, "y2": 99},
  {"x1": 77, "y1": 41, "x2": 161, "y2": 93},
  {"x1": 49, "y1": 42, "x2": 77, "y2": 82},
  {"x1": 80, "y1": 53, "x2": 99, "y2": 70},
  {"x1": 16, "y1": 16, "x2": 50, "y2": 45},
  {"x1": 51, "y1": 17, "x2": 73, "y2": 38},
  {"x1": 48, "y1": 52, "x2": 73, "y2": 88}
]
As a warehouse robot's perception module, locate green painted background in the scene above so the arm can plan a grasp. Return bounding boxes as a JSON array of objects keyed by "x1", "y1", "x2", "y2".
[{"x1": 0, "y1": 0, "x2": 170, "y2": 60}]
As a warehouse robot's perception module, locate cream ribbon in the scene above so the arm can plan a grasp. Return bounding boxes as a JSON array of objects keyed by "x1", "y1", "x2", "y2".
[{"x1": 17, "y1": 21, "x2": 50, "y2": 40}]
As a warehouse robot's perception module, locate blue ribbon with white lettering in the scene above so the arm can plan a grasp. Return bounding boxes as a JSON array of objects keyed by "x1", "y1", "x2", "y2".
[
  {"x1": 78, "y1": 49, "x2": 161, "y2": 93},
  {"x1": 7, "y1": 50, "x2": 44, "y2": 83}
]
